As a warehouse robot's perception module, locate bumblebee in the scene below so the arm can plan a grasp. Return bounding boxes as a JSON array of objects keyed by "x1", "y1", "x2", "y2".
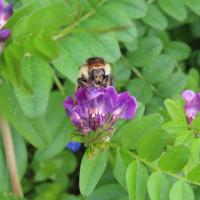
[{"x1": 77, "y1": 57, "x2": 113, "y2": 88}]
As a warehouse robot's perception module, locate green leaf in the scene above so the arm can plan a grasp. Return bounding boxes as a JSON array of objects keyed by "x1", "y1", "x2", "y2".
[
  {"x1": 15, "y1": 56, "x2": 52, "y2": 118},
  {"x1": 3, "y1": 43, "x2": 23, "y2": 87},
  {"x1": 116, "y1": 0, "x2": 147, "y2": 19},
  {"x1": 183, "y1": 0, "x2": 200, "y2": 16},
  {"x1": 187, "y1": 165, "x2": 200, "y2": 183},
  {"x1": 127, "y1": 37, "x2": 163, "y2": 67},
  {"x1": 126, "y1": 161, "x2": 148, "y2": 200},
  {"x1": 169, "y1": 181, "x2": 195, "y2": 200},
  {"x1": 137, "y1": 128, "x2": 166, "y2": 161},
  {"x1": 113, "y1": 148, "x2": 133, "y2": 189},
  {"x1": 33, "y1": 151, "x2": 77, "y2": 181},
  {"x1": 158, "y1": 0, "x2": 187, "y2": 21},
  {"x1": 12, "y1": 1, "x2": 75, "y2": 39},
  {"x1": 186, "y1": 68, "x2": 199, "y2": 91},
  {"x1": 33, "y1": 34, "x2": 59, "y2": 59},
  {"x1": 99, "y1": 3, "x2": 137, "y2": 43},
  {"x1": 121, "y1": 114, "x2": 163, "y2": 149},
  {"x1": 80, "y1": 151, "x2": 108, "y2": 196},
  {"x1": 187, "y1": 139, "x2": 200, "y2": 169},
  {"x1": 86, "y1": 183, "x2": 128, "y2": 200},
  {"x1": 147, "y1": 172, "x2": 170, "y2": 200},
  {"x1": 127, "y1": 79, "x2": 153, "y2": 104},
  {"x1": 165, "y1": 41, "x2": 191, "y2": 61},
  {"x1": 34, "y1": 91, "x2": 74, "y2": 161},
  {"x1": 158, "y1": 72, "x2": 187, "y2": 97},
  {"x1": 142, "y1": 54, "x2": 175, "y2": 84},
  {"x1": 112, "y1": 59, "x2": 131, "y2": 85},
  {"x1": 164, "y1": 99, "x2": 187, "y2": 123},
  {"x1": 175, "y1": 133, "x2": 195, "y2": 147},
  {"x1": 190, "y1": 115, "x2": 200, "y2": 132},
  {"x1": 0, "y1": 82, "x2": 48, "y2": 148},
  {"x1": 162, "y1": 121, "x2": 190, "y2": 143},
  {"x1": 158, "y1": 145, "x2": 190, "y2": 173},
  {"x1": 142, "y1": 4, "x2": 168, "y2": 30}
]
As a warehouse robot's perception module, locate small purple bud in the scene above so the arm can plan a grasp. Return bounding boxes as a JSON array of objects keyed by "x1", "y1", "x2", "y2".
[{"x1": 0, "y1": 29, "x2": 10, "y2": 42}]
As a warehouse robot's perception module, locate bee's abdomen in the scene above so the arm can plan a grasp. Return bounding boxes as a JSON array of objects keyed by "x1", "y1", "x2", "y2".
[{"x1": 87, "y1": 57, "x2": 105, "y2": 68}]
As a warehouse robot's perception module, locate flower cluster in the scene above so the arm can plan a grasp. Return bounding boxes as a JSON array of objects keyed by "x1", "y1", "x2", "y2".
[
  {"x1": 64, "y1": 86, "x2": 137, "y2": 152},
  {"x1": 0, "y1": 0, "x2": 13, "y2": 51},
  {"x1": 182, "y1": 90, "x2": 200, "y2": 123}
]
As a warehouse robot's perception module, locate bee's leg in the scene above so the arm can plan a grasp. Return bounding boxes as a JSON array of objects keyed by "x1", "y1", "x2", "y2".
[
  {"x1": 77, "y1": 77, "x2": 89, "y2": 88},
  {"x1": 109, "y1": 75, "x2": 114, "y2": 86},
  {"x1": 104, "y1": 75, "x2": 114, "y2": 86}
]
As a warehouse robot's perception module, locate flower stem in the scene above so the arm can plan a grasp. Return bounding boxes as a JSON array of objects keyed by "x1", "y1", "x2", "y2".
[{"x1": 0, "y1": 116, "x2": 23, "y2": 197}]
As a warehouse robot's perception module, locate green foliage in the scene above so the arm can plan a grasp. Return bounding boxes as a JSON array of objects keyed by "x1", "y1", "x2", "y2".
[
  {"x1": 79, "y1": 151, "x2": 108, "y2": 196},
  {"x1": 147, "y1": 172, "x2": 170, "y2": 200},
  {"x1": 1, "y1": 0, "x2": 200, "y2": 199},
  {"x1": 169, "y1": 181, "x2": 195, "y2": 200},
  {"x1": 126, "y1": 161, "x2": 149, "y2": 200},
  {"x1": 158, "y1": 145, "x2": 190, "y2": 173}
]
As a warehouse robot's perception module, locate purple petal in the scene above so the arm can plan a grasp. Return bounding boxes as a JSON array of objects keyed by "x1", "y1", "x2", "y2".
[
  {"x1": 75, "y1": 87, "x2": 87, "y2": 102},
  {"x1": 87, "y1": 87, "x2": 118, "y2": 114},
  {"x1": 70, "y1": 111, "x2": 83, "y2": 127},
  {"x1": 67, "y1": 142, "x2": 81, "y2": 152},
  {"x1": 182, "y1": 90, "x2": 200, "y2": 123},
  {"x1": 64, "y1": 96, "x2": 74, "y2": 116},
  {"x1": 182, "y1": 90, "x2": 196, "y2": 103},
  {"x1": 3, "y1": 4, "x2": 13, "y2": 19},
  {"x1": 113, "y1": 92, "x2": 137, "y2": 119},
  {"x1": 0, "y1": 29, "x2": 10, "y2": 42},
  {"x1": 0, "y1": 0, "x2": 4, "y2": 12},
  {"x1": 86, "y1": 86, "x2": 105, "y2": 100},
  {"x1": 105, "y1": 86, "x2": 118, "y2": 106}
]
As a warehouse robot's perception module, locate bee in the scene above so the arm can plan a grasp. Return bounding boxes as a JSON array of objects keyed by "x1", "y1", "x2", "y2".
[{"x1": 77, "y1": 57, "x2": 113, "y2": 88}]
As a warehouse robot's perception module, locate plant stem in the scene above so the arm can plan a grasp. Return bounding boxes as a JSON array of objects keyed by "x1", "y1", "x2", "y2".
[
  {"x1": 50, "y1": 67, "x2": 65, "y2": 96},
  {"x1": 0, "y1": 116, "x2": 23, "y2": 197},
  {"x1": 53, "y1": 0, "x2": 107, "y2": 40}
]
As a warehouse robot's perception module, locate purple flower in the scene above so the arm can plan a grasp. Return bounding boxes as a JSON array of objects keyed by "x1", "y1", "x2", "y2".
[
  {"x1": 0, "y1": 0, "x2": 13, "y2": 50},
  {"x1": 64, "y1": 86, "x2": 137, "y2": 134},
  {"x1": 0, "y1": 1, "x2": 13, "y2": 29},
  {"x1": 182, "y1": 90, "x2": 200, "y2": 123},
  {"x1": 67, "y1": 142, "x2": 81, "y2": 152}
]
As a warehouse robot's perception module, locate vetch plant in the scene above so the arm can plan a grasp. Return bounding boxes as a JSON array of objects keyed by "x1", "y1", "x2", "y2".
[
  {"x1": 64, "y1": 86, "x2": 137, "y2": 157},
  {"x1": 1, "y1": 0, "x2": 200, "y2": 199}
]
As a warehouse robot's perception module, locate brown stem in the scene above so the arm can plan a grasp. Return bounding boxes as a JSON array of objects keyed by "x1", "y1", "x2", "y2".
[{"x1": 0, "y1": 116, "x2": 23, "y2": 197}]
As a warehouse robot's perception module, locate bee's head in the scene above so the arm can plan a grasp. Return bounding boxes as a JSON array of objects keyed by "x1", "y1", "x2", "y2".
[{"x1": 90, "y1": 68, "x2": 105, "y2": 86}]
